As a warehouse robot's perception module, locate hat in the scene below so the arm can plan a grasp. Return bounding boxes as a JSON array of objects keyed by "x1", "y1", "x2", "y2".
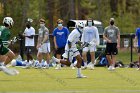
[{"x1": 110, "y1": 18, "x2": 115, "y2": 21}]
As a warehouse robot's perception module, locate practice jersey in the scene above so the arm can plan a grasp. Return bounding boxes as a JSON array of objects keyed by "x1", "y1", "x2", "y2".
[
  {"x1": 104, "y1": 25, "x2": 120, "y2": 43},
  {"x1": 67, "y1": 28, "x2": 81, "y2": 47},
  {"x1": 24, "y1": 27, "x2": 35, "y2": 46},
  {"x1": 81, "y1": 26, "x2": 100, "y2": 45},
  {"x1": 0, "y1": 26, "x2": 10, "y2": 47},
  {"x1": 53, "y1": 27, "x2": 69, "y2": 48},
  {"x1": 38, "y1": 26, "x2": 50, "y2": 43},
  {"x1": 136, "y1": 28, "x2": 140, "y2": 47}
]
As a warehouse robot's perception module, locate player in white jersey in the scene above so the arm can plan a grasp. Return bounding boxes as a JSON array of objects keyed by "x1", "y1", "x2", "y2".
[
  {"x1": 23, "y1": 18, "x2": 35, "y2": 68},
  {"x1": 52, "y1": 22, "x2": 87, "y2": 78},
  {"x1": 81, "y1": 18, "x2": 100, "y2": 70}
]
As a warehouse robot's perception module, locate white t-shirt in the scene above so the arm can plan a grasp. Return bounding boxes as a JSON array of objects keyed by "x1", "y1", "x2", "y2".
[{"x1": 24, "y1": 27, "x2": 35, "y2": 46}]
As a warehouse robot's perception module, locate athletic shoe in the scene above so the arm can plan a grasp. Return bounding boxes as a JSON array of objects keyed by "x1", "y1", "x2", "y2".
[
  {"x1": 108, "y1": 66, "x2": 115, "y2": 71},
  {"x1": 137, "y1": 68, "x2": 140, "y2": 71},
  {"x1": 22, "y1": 63, "x2": 32, "y2": 69},
  {"x1": 81, "y1": 66, "x2": 87, "y2": 70},
  {"x1": 55, "y1": 64, "x2": 61, "y2": 70},
  {"x1": 89, "y1": 66, "x2": 94, "y2": 70},
  {"x1": 77, "y1": 74, "x2": 87, "y2": 78},
  {"x1": 70, "y1": 64, "x2": 75, "y2": 69},
  {"x1": 35, "y1": 63, "x2": 42, "y2": 69},
  {"x1": 51, "y1": 56, "x2": 60, "y2": 64},
  {"x1": 0, "y1": 66, "x2": 19, "y2": 76}
]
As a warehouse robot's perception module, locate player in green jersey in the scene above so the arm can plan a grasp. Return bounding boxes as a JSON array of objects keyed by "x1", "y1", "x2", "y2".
[{"x1": 0, "y1": 17, "x2": 19, "y2": 75}]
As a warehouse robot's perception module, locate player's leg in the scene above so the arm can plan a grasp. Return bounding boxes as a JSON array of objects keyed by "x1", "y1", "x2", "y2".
[
  {"x1": 137, "y1": 47, "x2": 140, "y2": 70},
  {"x1": 89, "y1": 45, "x2": 96, "y2": 70},
  {"x1": 75, "y1": 54, "x2": 87, "y2": 78},
  {"x1": 0, "y1": 47, "x2": 19, "y2": 75},
  {"x1": 82, "y1": 47, "x2": 88, "y2": 69},
  {"x1": 105, "y1": 43, "x2": 114, "y2": 70},
  {"x1": 55, "y1": 48, "x2": 63, "y2": 70},
  {"x1": 23, "y1": 46, "x2": 34, "y2": 68},
  {"x1": 4, "y1": 50, "x2": 15, "y2": 65}
]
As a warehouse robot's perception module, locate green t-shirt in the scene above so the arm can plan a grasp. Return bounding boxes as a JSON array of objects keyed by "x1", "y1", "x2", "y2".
[{"x1": 0, "y1": 26, "x2": 11, "y2": 47}]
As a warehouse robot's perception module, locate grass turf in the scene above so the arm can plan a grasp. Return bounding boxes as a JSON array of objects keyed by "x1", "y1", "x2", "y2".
[{"x1": 0, "y1": 67, "x2": 140, "y2": 93}]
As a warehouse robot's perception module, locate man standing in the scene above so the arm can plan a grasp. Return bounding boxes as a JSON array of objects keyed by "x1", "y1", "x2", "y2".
[
  {"x1": 0, "y1": 17, "x2": 19, "y2": 75},
  {"x1": 36, "y1": 18, "x2": 50, "y2": 69},
  {"x1": 52, "y1": 22, "x2": 87, "y2": 78},
  {"x1": 81, "y1": 18, "x2": 100, "y2": 70},
  {"x1": 23, "y1": 18, "x2": 35, "y2": 68},
  {"x1": 134, "y1": 27, "x2": 140, "y2": 70},
  {"x1": 103, "y1": 18, "x2": 120, "y2": 70},
  {"x1": 53, "y1": 19, "x2": 69, "y2": 69}
]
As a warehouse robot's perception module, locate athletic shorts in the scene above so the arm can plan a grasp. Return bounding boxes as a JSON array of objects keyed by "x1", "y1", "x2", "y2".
[
  {"x1": 62, "y1": 44, "x2": 80, "y2": 62},
  {"x1": 38, "y1": 42, "x2": 50, "y2": 53},
  {"x1": 83, "y1": 45, "x2": 96, "y2": 52},
  {"x1": 25, "y1": 46, "x2": 34, "y2": 54},
  {"x1": 0, "y1": 45, "x2": 9, "y2": 55},
  {"x1": 105, "y1": 43, "x2": 118, "y2": 55},
  {"x1": 55, "y1": 47, "x2": 65, "y2": 55},
  {"x1": 138, "y1": 47, "x2": 140, "y2": 53}
]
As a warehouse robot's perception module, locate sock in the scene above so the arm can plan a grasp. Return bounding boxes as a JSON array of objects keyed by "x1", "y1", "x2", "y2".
[
  {"x1": 0, "y1": 62, "x2": 4, "y2": 66},
  {"x1": 53, "y1": 57, "x2": 60, "y2": 63},
  {"x1": 77, "y1": 68, "x2": 81, "y2": 75}
]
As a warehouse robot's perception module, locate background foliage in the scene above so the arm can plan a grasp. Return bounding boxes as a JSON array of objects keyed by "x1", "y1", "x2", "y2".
[{"x1": 0, "y1": 0, "x2": 140, "y2": 36}]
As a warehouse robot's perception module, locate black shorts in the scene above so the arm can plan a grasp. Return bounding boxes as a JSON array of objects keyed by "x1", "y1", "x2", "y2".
[
  {"x1": 55, "y1": 47, "x2": 65, "y2": 55},
  {"x1": 105, "y1": 43, "x2": 118, "y2": 55},
  {"x1": 138, "y1": 47, "x2": 140, "y2": 53},
  {"x1": 25, "y1": 46, "x2": 34, "y2": 54}
]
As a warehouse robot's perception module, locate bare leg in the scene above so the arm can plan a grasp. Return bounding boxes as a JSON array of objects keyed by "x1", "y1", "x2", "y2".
[
  {"x1": 4, "y1": 50, "x2": 15, "y2": 65},
  {"x1": 106, "y1": 55, "x2": 112, "y2": 66},
  {"x1": 82, "y1": 51, "x2": 87, "y2": 67}
]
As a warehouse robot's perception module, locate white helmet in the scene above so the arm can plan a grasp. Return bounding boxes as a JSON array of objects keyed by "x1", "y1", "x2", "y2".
[
  {"x1": 76, "y1": 22, "x2": 85, "y2": 32},
  {"x1": 3, "y1": 17, "x2": 14, "y2": 28}
]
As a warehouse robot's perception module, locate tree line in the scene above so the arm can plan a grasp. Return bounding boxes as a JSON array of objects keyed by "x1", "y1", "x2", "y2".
[{"x1": 0, "y1": 0, "x2": 140, "y2": 37}]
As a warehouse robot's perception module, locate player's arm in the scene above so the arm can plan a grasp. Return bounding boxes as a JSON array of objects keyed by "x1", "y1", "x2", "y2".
[{"x1": 117, "y1": 30, "x2": 120, "y2": 48}]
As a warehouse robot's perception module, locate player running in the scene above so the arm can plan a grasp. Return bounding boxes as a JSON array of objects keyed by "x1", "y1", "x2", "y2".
[
  {"x1": 52, "y1": 22, "x2": 87, "y2": 78},
  {"x1": 0, "y1": 17, "x2": 19, "y2": 75}
]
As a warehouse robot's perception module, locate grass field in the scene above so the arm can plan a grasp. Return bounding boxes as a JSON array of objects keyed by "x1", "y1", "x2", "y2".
[
  {"x1": 0, "y1": 49, "x2": 140, "y2": 93},
  {"x1": 0, "y1": 67, "x2": 140, "y2": 93}
]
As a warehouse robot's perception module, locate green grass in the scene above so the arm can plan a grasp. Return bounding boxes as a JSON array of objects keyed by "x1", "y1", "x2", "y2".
[
  {"x1": 0, "y1": 48, "x2": 139, "y2": 93},
  {"x1": 0, "y1": 67, "x2": 140, "y2": 93}
]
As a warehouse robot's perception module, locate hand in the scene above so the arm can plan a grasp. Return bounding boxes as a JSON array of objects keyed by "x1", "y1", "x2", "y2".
[
  {"x1": 107, "y1": 39, "x2": 112, "y2": 43},
  {"x1": 36, "y1": 44, "x2": 41, "y2": 49},
  {"x1": 117, "y1": 44, "x2": 120, "y2": 48}
]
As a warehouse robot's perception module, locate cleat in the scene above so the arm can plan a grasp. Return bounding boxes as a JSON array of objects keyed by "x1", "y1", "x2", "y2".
[
  {"x1": 81, "y1": 66, "x2": 87, "y2": 70},
  {"x1": 77, "y1": 74, "x2": 87, "y2": 78},
  {"x1": 137, "y1": 68, "x2": 140, "y2": 71},
  {"x1": 0, "y1": 66, "x2": 19, "y2": 76}
]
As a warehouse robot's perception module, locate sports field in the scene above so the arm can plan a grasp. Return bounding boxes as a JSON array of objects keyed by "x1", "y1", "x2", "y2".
[{"x1": 0, "y1": 67, "x2": 140, "y2": 93}]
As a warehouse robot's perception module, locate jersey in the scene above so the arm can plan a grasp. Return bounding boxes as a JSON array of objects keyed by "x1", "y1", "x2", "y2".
[
  {"x1": 0, "y1": 26, "x2": 10, "y2": 55},
  {"x1": 53, "y1": 27, "x2": 69, "y2": 48},
  {"x1": 136, "y1": 28, "x2": 140, "y2": 47},
  {"x1": 24, "y1": 27, "x2": 35, "y2": 46},
  {"x1": 0, "y1": 26, "x2": 10, "y2": 47},
  {"x1": 104, "y1": 25, "x2": 120, "y2": 43},
  {"x1": 38, "y1": 26, "x2": 49, "y2": 43},
  {"x1": 81, "y1": 26, "x2": 100, "y2": 45}
]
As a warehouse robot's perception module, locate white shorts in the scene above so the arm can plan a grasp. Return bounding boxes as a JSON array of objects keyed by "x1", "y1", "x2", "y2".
[
  {"x1": 38, "y1": 42, "x2": 50, "y2": 53},
  {"x1": 62, "y1": 44, "x2": 80, "y2": 62},
  {"x1": 83, "y1": 45, "x2": 96, "y2": 52}
]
